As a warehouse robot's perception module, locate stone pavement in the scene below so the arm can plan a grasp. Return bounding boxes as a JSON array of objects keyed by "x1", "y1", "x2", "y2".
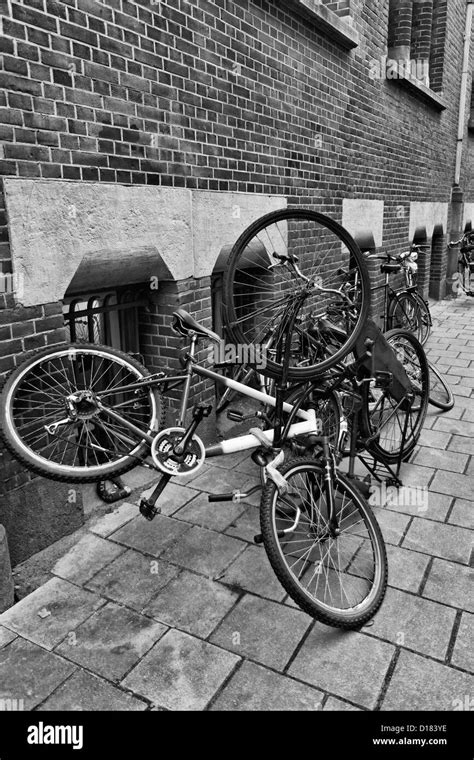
[{"x1": 0, "y1": 296, "x2": 473, "y2": 712}]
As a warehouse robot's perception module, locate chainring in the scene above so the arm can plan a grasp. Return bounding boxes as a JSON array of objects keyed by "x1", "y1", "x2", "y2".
[{"x1": 150, "y1": 427, "x2": 205, "y2": 477}]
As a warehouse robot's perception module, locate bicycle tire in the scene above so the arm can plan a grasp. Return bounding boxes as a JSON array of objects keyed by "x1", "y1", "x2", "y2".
[
  {"x1": 427, "y1": 361, "x2": 455, "y2": 411},
  {"x1": 412, "y1": 293, "x2": 432, "y2": 346},
  {"x1": 358, "y1": 329, "x2": 430, "y2": 464},
  {"x1": 260, "y1": 456, "x2": 387, "y2": 627},
  {"x1": 387, "y1": 291, "x2": 426, "y2": 344},
  {"x1": 0, "y1": 343, "x2": 165, "y2": 483},
  {"x1": 223, "y1": 208, "x2": 371, "y2": 380}
]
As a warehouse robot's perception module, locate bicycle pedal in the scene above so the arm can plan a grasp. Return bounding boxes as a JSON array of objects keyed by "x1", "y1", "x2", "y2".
[
  {"x1": 139, "y1": 499, "x2": 161, "y2": 521},
  {"x1": 227, "y1": 409, "x2": 244, "y2": 422}
]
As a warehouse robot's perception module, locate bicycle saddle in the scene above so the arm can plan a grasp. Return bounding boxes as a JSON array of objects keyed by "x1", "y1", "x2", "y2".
[
  {"x1": 172, "y1": 309, "x2": 221, "y2": 343},
  {"x1": 380, "y1": 263, "x2": 401, "y2": 274}
]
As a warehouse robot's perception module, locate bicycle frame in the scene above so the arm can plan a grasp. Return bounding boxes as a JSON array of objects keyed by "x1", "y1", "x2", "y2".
[{"x1": 95, "y1": 331, "x2": 318, "y2": 459}]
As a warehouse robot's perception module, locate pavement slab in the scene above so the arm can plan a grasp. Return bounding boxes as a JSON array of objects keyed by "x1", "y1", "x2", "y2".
[
  {"x1": 173, "y1": 491, "x2": 245, "y2": 532},
  {"x1": 368, "y1": 586, "x2": 456, "y2": 660},
  {"x1": 422, "y1": 558, "x2": 473, "y2": 612},
  {"x1": 210, "y1": 660, "x2": 324, "y2": 711},
  {"x1": 108, "y1": 514, "x2": 192, "y2": 558},
  {"x1": 402, "y1": 518, "x2": 473, "y2": 565},
  {"x1": 381, "y1": 650, "x2": 474, "y2": 711},
  {"x1": 448, "y1": 499, "x2": 474, "y2": 530},
  {"x1": 143, "y1": 570, "x2": 239, "y2": 638},
  {"x1": 217, "y1": 544, "x2": 287, "y2": 602},
  {"x1": 36, "y1": 669, "x2": 148, "y2": 711},
  {"x1": 85, "y1": 550, "x2": 180, "y2": 612},
  {"x1": 51, "y1": 533, "x2": 126, "y2": 585},
  {"x1": 121, "y1": 628, "x2": 240, "y2": 710},
  {"x1": 0, "y1": 626, "x2": 17, "y2": 649},
  {"x1": 0, "y1": 578, "x2": 104, "y2": 650},
  {"x1": 210, "y1": 594, "x2": 312, "y2": 670},
  {"x1": 0, "y1": 637, "x2": 75, "y2": 710},
  {"x1": 451, "y1": 613, "x2": 474, "y2": 672},
  {"x1": 160, "y1": 525, "x2": 245, "y2": 577},
  {"x1": 288, "y1": 627, "x2": 395, "y2": 710},
  {"x1": 54, "y1": 601, "x2": 167, "y2": 682},
  {"x1": 385, "y1": 544, "x2": 431, "y2": 593}
]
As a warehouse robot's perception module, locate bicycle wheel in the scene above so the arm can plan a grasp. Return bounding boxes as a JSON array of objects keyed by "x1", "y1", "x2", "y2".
[
  {"x1": 0, "y1": 343, "x2": 165, "y2": 483},
  {"x1": 260, "y1": 457, "x2": 387, "y2": 627},
  {"x1": 413, "y1": 294, "x2": 432, "y2": 346},
  {"x1": 359, "y1": 329, "x2": 429, "y2": 463},
  {"x1": 427, "y1": 361, "x2": 455, "y2": 411},
  {"x1": 223, "y1": 208, "x2": 371, "y2": 379},
  {"x1": 388, "y1": 291, "x2": 426, "y2": 343}
]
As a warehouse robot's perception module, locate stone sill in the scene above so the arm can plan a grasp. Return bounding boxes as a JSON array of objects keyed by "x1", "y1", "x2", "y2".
[
  {"x1": 388, "y1": 71, "x2": 447, "y2": 112},
  {"x1": 287, "y1": 0, "x2": 359, "y2": 50},
  {"x1": 468, "y1": 117, "x2": 474, "y2": 133}
]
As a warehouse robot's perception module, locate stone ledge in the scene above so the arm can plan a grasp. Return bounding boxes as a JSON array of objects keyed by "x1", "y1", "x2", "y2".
[
  {"x1": 287, "y1": 0, "x2": 359, "y2": 50},
  {"x1": 388, "y1": 71, "x2": 447, "y2": 112}
]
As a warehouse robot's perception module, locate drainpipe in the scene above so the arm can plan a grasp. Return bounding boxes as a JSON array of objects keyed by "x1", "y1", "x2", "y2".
[{"x1": 447, "y1": 0, "x2": 474, "y2": 296}]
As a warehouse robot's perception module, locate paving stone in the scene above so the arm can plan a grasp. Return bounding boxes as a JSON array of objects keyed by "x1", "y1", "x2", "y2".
[
  {"x1": 422, "y1": 559, "x2": 473, "y2": 612},
  {"x1": 138, "y1": 481, "x2": 200, "y2": 516},
  {"x1": 371, "y1": 485, "x2": 449, "y2": 521},
  {"x1": 0, "y1": 578, "x2": 103, "y2": 650},
  {"x1": 413, "y1": 447, "x2": 468, "y2": 474},
  {"x1": 160, "y1": 525, "x2": 244, "y2": 577},
  {"x1": 89, "y1": 501, "x2": 139, "y2": 537},
  {"x1": 0, "y1": 637, "x2": 75, "y2": 710},
  {"x1": 209, "y1": 452, "x2": 252, "y2": 470},
  {"x1": 448, "y1": 499, "x2": 474, "y2": 530},
  {"x1": 52, "y1": 533, "x2": 125, "y2": 585},
  {"x1": 181, "y1": 464, "x2": 259, "y2": 495},
  {"x1": 370, "y1": 507, "x2": 411, "y2": 546},
  {"x1": 289, "y1": 627, "x2": 394, "y2": 710},
  {"x1": 369, "y1": 587, "x2": 456, "y2": 660},
  {"x1": 210, "y1": 660, "x2": 324, "y2": 711},
  {"x1": 451, "y1": 612, "x2": 474, "y2": 672},
  {"x1": 430, "y1": 470, "x2": 473, "y2": 502},
  {"x1": 143, "y1": 570, "x2": 238, "y2": 638},
  {"x1": 173, "y1": 491, "x2": 245, "y2": 532},
  {"x1": 55, "y1": 601, "x2": 167, "y2": 682},
  {"x1": 0, "y1": 626, "x2": 16, "y2": 649},
  {"x1": 218, "y1": 544, "x2": 286, "y2": 602},
  {"x1": 396, "y1": 464, "x2": 434, "y2": 488},
  {"x1": 434, "y1": 417, "x2": 474, "y2": 438},
  {"x1": 37, "y1": 669, "x2": 147, "y2": 711},
  {"x1": 416, "y1": 429, "x2": 451, "y2": 450},
  {"x1": 402, "y1": 518, "x2": 472, "y2": 564},
  {"x1": 122, "y1": 628, "x2": 240, "y2": 710},
  {"x1": 381, "y1": 649, "x2": 474, "y2": 710},
  {"x1": 323, "y1": 697, "x2": 362, "y2": 711},
  {"x1": 85, "y1": 549, "x2": 179, "y2": 611},
  {"x1": 109, "y1": 514, "x2": 191, "y2": 557},
  {"x1": 224, "y1": 505, "x2": 260, "y2": 543},
  {"x1": 210, "y1": 594, "x2": 311, "y2": 671},
  {"x1": 385, "y1": 545, "x2": 431, "y2": 593}
]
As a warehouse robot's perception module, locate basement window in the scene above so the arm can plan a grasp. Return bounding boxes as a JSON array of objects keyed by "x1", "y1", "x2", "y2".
[{"x1": 63, "y1": 287, "x2": 148, "y2": 357}]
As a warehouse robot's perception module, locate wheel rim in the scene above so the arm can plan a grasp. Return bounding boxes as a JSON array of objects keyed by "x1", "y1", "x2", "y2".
[
  {"x1": 225, "y1": 209, "x2": 369, "y2": 377},
  {"x1": 366, "y1": 333, "x2": 428, "y2": 456},
  {"x1": 270, "y1": 465, "x2": 383, "y2": 615},
  {"x1": 5, "y1": 347, "x2": 158, "y2": 477}
]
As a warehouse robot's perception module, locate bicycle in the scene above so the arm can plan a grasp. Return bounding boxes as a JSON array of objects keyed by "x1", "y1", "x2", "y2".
[
  {"x1": 1, "y1": 208, "x2": 394, "y2": 628},
  {"x1": 365, "y1": 249, "x2": 431, "y2": 345},
  {"x1": 365, "y1": 250, "x2": 453, "y2": 412},
  {"x1": 449, "y1": 230, "x2": 474, "y2": 297}
]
